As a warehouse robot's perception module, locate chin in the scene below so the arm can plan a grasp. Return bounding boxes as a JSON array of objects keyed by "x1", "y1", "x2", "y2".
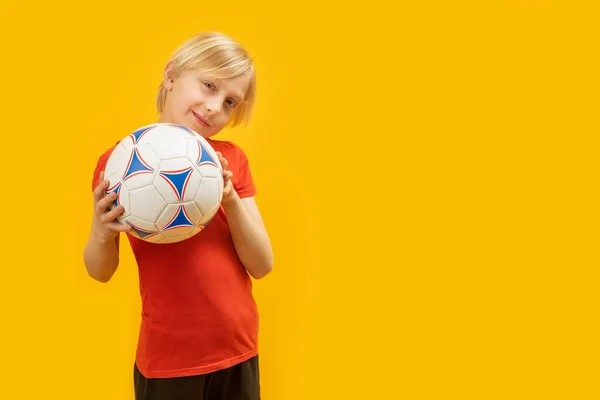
[
  {"x1": 199, "y1": 131, "x2": 217, "y2": 139},
  {"x1": 193, "y1": 125, "x2": 218, "y2": 138}
]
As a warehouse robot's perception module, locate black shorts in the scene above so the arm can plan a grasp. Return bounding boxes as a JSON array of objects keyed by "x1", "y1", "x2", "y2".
[{"x1": 134, "y1": 355, "x2": 260, "y2": 400}]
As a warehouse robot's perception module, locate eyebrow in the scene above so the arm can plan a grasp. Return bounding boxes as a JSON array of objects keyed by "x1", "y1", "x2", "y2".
[{"x1": 230, "y1": 92, "x2": 245, "y2": 103}]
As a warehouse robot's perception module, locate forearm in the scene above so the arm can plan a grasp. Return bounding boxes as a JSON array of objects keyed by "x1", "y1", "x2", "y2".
[
  {"x1": 223, "y1": 193, "x2": 273, "y2": 279},
  {"x1": 83, "y1": 231, "x2": 119, "y2": 283}
]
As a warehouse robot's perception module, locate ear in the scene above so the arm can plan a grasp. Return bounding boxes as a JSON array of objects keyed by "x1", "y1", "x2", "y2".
[{"x1": 163, "y1": 62, "x2": 175, "y2": 91}]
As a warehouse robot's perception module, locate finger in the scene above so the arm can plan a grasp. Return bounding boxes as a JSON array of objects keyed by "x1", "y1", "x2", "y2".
[
  {"x1": 101, "y1": 204, "x2": 125, "y2": 223},
  {"x1": 93, "y1": 175, "x2": 110, "y2": 201},
  {"x1": 106, "y1": 221, "x2": 133, "y2": 233},
  {"x1": 223, "y1": 171, "x2": 233, "y2": 181},
  {"x1": 96, "y1": 192, "x2": 117, "y2": 215},
  {"x1": 97, "y1": 192, "x2": 117, "y2": 212},
  {"x1": 215, "y1": 152, "x2": 228, "y2": 169}
]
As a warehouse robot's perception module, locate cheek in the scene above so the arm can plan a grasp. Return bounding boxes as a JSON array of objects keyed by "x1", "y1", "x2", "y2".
[
  {"x1": 182, "y1": 92, "x2": 201, "y2": 108},
  {"x1": 174, "y1": 86, "x2": 202, "y2": 109},
  {"x1": 217, "y1": 112, "x2": 232, "y2": 125}
]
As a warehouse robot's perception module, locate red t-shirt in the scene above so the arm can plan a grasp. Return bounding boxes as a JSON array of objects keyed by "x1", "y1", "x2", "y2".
[{"x1": 91, "y1": 138, "x2": 259, "y2": 378}]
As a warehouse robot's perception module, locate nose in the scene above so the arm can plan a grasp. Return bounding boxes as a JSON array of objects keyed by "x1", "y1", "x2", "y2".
[{"x1": 206, "y1": 101, "x2": 222, "y2": 116}]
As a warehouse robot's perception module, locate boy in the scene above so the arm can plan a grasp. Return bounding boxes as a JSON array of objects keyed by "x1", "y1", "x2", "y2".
[{"x1": 84, "y1": 32, "x2": 273, "y2": 400}]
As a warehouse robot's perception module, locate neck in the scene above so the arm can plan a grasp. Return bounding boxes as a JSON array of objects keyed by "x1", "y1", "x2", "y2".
[{"x1": 157, "y1": 112, "x2": 172, "y2": 124}]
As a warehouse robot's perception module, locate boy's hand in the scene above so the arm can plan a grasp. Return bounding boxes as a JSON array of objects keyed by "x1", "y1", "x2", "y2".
[
  {"x1": 91, "y1": 171, "x2": 132, "y2": 243},
  {"x1": 216, "y1": 152, "x2": 235, "y2": 204}
]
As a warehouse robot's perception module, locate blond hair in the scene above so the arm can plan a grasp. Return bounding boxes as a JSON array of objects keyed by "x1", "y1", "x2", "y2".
[{"x1": 157, "y1": 32, "x2": 256, "y2": 127}]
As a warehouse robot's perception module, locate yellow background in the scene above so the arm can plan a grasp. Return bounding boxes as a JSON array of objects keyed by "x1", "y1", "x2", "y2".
[{"x1": 0, "y1": 1, "x2": 597, "y2": 399}]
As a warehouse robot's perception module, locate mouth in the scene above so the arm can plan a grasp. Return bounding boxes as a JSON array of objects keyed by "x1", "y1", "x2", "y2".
[{"x1": 192, "y1": 111, "x2": 211, "y2": 127}]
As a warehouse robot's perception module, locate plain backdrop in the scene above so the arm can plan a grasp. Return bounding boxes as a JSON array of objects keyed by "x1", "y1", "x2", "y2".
[{"x1": 0, "y1": 1, "x2": 597, "y2": 399}]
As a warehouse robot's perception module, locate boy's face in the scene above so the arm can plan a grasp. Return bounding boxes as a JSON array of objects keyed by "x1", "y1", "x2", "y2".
[{"x1": 160, "y1": 68, "x2": 251, "y2": 138}]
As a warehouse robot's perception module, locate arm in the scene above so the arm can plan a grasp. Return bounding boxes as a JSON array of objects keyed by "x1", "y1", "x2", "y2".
[
  {"x1": 84, "y1": 171, "x2": 131, "y2": 283},
  {"x1": 84, "y1": 235, "x2": 120, "y2": 283},
  {"x1": 222, "y1": 192, "x2": 274, "y2": 279},
  {"x1": 216, "y1": 150, "x2": 273, "y2": 279}
]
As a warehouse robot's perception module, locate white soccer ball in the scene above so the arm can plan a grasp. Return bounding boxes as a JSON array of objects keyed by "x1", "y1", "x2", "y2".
[{"x1": 103, "y1": 123, "x2": 223, "y2": 244}]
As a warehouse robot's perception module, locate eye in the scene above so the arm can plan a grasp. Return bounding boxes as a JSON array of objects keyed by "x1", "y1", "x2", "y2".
[
  {"x1": 226, "y1": 99, "x2": 237, "y2": 108},
  {"x1": 203, "y1": 82, "x2": 216, "y2": 91}
]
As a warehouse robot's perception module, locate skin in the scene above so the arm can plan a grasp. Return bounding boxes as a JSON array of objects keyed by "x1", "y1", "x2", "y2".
[{"x1": 84, "y1": 64, "x2": 273, "y2": 282}]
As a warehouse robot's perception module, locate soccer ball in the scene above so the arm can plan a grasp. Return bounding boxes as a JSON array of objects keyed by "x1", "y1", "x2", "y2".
[{"x1": 103, "y1": 123, "x2": 223, "y2": 244}]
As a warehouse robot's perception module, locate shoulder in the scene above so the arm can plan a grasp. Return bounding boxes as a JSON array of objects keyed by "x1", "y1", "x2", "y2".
[
  {"x1": 96, "y1": 143, "x2": 118, "y2": 166},
  {"x1": 207, "y1": 138, "x2": 257, "y2": 195},
  {"x1": 207, "y1": 139, "x2": 250, "y2": 164},
  {"x1": 91, "y1": 142, "x2": 119, "y2": 190},
  {"x1": 207, "y1": 138, "x2": 247, "y2": 155}
]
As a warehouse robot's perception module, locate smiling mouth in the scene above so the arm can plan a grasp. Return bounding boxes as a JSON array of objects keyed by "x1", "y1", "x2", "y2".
[{"x1": 193, "y1": 111, "x2": 210, "y2": 127}]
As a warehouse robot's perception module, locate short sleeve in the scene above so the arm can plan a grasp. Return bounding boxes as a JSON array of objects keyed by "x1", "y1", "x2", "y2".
[
  {"x1": 91, "y1": 146, "x2": 116, "y2": 191},
  {"x1": 234, "y1": 147, "x2": 257, "y2": 199}
]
